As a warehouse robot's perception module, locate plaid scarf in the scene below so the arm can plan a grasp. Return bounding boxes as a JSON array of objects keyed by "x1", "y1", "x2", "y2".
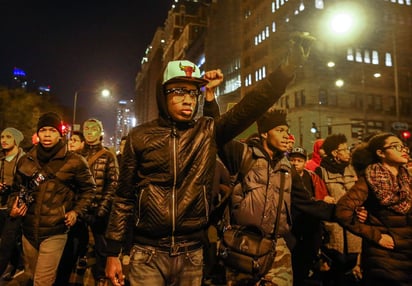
[{"x1": 366, "y1": 163, "x2": 412, "y2": 214}]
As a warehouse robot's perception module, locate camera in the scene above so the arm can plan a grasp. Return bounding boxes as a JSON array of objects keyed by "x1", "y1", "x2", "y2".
[
  {"x1": 18, "y1": 185, "x2": 35, "y2": 207},
  {"x1": 17, "y1": 172, "x2": 45, "y2": 207}
]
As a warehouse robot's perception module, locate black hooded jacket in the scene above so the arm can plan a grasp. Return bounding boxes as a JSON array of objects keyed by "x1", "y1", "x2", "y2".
[{"x1": 105, "y1": 67, "x2": 294, "y2": 254}]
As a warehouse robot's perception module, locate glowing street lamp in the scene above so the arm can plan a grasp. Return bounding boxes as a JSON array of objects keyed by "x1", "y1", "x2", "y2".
[
  {"x1": 72, "y1": 88, "x2": 111, "y2": 131},
  {"x1": 320, "y1": 1, "x2": 366, "y2": 44}
]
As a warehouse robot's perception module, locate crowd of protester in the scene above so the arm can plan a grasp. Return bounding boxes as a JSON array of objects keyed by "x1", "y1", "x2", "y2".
[{"x1": 0, "y1": 31, "x2": 411, "y2": 286}]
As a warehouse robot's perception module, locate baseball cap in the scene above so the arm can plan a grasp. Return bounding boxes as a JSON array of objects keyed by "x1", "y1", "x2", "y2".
[
  {"x1": 162, "y1": 60, "x2": 209, "y2": 87},
  {"x1": 289, "y1": 147, "x2": 307, "y2": 159}
]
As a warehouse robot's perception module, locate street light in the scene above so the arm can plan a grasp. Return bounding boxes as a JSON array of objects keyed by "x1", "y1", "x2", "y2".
[{"x1": 72, "y1": 89, "x2": 111, "y2": 131}]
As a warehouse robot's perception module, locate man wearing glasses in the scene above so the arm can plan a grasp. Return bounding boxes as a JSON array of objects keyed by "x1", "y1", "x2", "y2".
[
  {"x1": 315, "y1": 133, "x2": 363, "y2": 285},
  {"x1": 104, "y1": 32, "x2": 315, "y2": 286}
]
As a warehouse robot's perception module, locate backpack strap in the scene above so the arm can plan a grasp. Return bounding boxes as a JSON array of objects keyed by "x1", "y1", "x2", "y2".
[
  {"x1": 87, "y1": 148, "x2": 108, "y2": 167},
  {"x1": 231, "y1": 145, "x2": 256, "y2": 186}
]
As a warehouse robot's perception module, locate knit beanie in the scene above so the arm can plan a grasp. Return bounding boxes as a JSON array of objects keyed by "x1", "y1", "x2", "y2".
[
  {"x1": 322, "y1": 133, "x2": 347, "y2": 156},
  {"x1": 2, "y1": 127, "x2": 24, "y2": 146},
  {"x1": 83, "y1": 118, "x2": 104, "y2": 133},
  {"x1": 37, "y1": 112, "x2": 62, "y2": 136},
  {"x1": 256, "y1": 109, "x2": 288, "y2": 134}
]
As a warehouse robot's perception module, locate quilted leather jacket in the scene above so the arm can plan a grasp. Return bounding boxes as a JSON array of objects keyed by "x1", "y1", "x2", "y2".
[
  {"x1": 81, "y1": 144, "x2": 118, "y2": 218},
  {"x1": 105, "y1": 67, "x2": 294, "y2": 254},
  {"x1": 14, "y1": 143, "x2": 96, "y2": 248}
]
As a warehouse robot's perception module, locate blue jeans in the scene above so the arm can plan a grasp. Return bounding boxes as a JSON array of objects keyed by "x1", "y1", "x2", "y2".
[
  {"x1": 128, "y1": 243, "x2": 203, "y2": 286},
  {"x1": 22, "y1": 233, "x2": 67, "y2": 286}
]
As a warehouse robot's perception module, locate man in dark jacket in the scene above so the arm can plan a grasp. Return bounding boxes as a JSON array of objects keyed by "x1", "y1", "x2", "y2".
[
  {"x1": 104, "y1": 33, "x2": 315, "y2": 286},
  {"x1": 13, "y1": 112, "x2": 96, "y2": 285},
  {"x1": 81, "y1": 118, "x2": 119, "y2": 285},
  {"x1": 219, "y1": 110, "x2": 336, "y2": 285}
]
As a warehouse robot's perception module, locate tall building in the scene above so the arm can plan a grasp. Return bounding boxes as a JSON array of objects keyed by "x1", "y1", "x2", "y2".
[
  {"x1": 115, "y1": 99, "x2": 136, "y2": 151},
  {"x1": 135, "y1": 0, "x2": 412, "y2": 151},
  {"x1": 237, "y1": 0, "x2": 412, "y2": 150}
]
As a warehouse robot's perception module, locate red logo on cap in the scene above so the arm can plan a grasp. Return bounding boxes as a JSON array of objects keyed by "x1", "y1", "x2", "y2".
[{"x1": 179, "y1": 62, "x2": 196, "y2": 77}]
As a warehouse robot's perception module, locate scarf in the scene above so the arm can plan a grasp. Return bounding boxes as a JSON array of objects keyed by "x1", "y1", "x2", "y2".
[
  {"x1": 320, "y1": 156, "x2": 349, "y2": 175},
  {"x1": 36, "y1": 140, "x2": 65, "y2": 164},
  {"x1": 366, "y1": 163, "x2": 412, "y2": 214}
]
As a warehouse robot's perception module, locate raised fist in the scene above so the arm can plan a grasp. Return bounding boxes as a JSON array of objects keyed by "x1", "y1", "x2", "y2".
[{"x1": 283, "y1": 31, "x2": 316, "y2": 74}]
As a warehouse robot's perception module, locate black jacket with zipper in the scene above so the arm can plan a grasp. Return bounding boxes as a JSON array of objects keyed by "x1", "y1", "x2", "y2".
[{"x1": 105, "y1": 67, "x2": 294, "y2": 255}]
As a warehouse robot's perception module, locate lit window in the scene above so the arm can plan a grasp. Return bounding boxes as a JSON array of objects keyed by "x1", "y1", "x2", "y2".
[
  {"x1": 364, "y1": 50, "x2": 371, "y2": 64},
  {"x1": 356, "y1": 49, "x2": 363, "y2": 63},
  {"x1": 385, "y1": 52, "x2": 393, "y2": 67},
  {"x1": 372, "y1": 50, "x2": 379, "y2": 65},
  {"x1": 272, "y1": 21, "x2": 276, "y2": 32},
  {"x1": 315, "y1": 0, "x2": 324, "y2": 9},
  {"x1": 347, "y1": 48, "x2": 354, "y2": 61}
]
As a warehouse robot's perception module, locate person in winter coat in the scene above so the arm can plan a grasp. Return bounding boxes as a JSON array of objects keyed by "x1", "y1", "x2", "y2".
[
  {"x1": 288, "y1": 146, "x2": 335, "y2": 286},
  {"x1": 219, "y1": 111, "x2": 336, "y2": 286},
  {"x1": 104, "y1": 32, "x2": 316, "y2": 286},
  {"x1": 13, "y1": 112, "x2": 96, "y2": 286},
  {"x1": 336, "y1": 132, "x2": 412, "y2": 286},
  {"x1": 81, "y1": 118, "x2": 119, "y2": 285},
  {"x1": 315, "y1": 133, "x2": 362, "y2": 286},
  {"x1": 0, "y1": 127, "x2": 26, "y2": 279}
]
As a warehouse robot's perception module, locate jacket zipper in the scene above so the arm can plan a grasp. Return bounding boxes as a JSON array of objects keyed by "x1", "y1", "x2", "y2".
[
  {"x1": 171, "y1": 125, "x2": 178, "y2": 249},
  {"x1": 135, "y1": 189, "x2": 145, "y2": 226}
]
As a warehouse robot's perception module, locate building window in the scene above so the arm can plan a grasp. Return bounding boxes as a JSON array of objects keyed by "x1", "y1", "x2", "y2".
[
  {"x1": 372, "y1": 50, "x2": 379, "y2": 64},
  {"x1": 347, "y1": 48, "x2": 354, "y2": 61},
  {"x1": 401, "y1": 98, "x2": 412, "y2": 116},
  {"x1": 319, "y1": 89, "x2": 328, "y2": 105},
  {"x1": 356, "y1": 49, "x2": 363, "y2": 62},
  {"x1": 315, "y1": 0, "x2": 324, "y2": 9},
  {"x1": 294, "y1": 89, "x2": 305, "y2": 107},
  {"x1": 385, "y1": 52, "x2": 393, "y2": 67},
  {"x1": 364, "y1": 50, "x2": 371, "y2": 64},
  {"x1": 328, "y1": 91, "x2": 337, "y2": 106}
]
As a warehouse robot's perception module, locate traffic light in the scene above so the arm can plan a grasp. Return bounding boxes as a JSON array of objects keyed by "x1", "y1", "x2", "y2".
[
  {"x1": 310, "y1": 122, "x2": 318, "y2": 134},
  {"x1": 400, "y1": 130, "x2": 411, "y2": 141},
  {"x1": 59, "y1": 122, "x2": 70, "y2": 136}
]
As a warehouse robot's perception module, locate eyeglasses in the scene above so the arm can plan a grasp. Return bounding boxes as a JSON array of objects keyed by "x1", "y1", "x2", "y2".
[
  {"x1": 382, "y1": 144, "x2": 410, "y2": 153},
  {"x1": 165, "y1": 88, "x2": 200, "y2": 102},
  {"x1": 336, "y1": 147, "x2": 350, "y2": 153}
]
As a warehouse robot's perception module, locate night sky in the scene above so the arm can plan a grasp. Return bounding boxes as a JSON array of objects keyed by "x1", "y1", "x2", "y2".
[{"x1": 0, "y1": 0, "x2": 171, "y2": 136}]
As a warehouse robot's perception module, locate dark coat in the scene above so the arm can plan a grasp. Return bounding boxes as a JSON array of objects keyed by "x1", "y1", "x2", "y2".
[
  {"x1": 336, "y1": 176, "x2": 412, "y2": 285},
  {"x1": 14, "y1": 144, "x2": 96, "y2": 248},
  {"x1": 105, "y1": 67, "x2": 294, "y2": 254},
  {"x1": 81, "y1": 144, "x2": 118, "y2": 218}
]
